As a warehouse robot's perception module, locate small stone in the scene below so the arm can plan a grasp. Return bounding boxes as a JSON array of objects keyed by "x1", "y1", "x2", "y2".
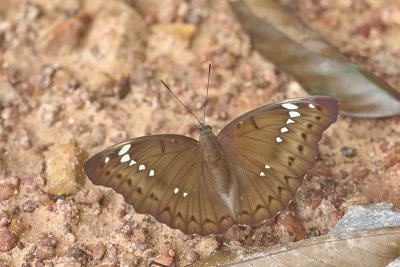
[
  {"x1": 113, "y1": 76, "x2": 130, "y2": 99},
  {"x1": 38, "y1": 102, "x2": 61, "y2": 126},
  {"x1": 328, "y1": 211, "x2": 343, "y2": 226},
  {"x1": 75, "y1": 188, "x2": 103, "y2": 205},
  {"x1": 105, "y1": 245, "x2": 117, "y2": 262},
  {"x1": 38, "y1": 234, "x2": 57, "y2": 248},
  {"x1": 183, "y1": 251, "x2": 197, "y2": 265},
  {"x1": 151, "y1": 255, "x2": 173, "y2": 267},
  {"x1": 277, "y1": 213, "x2": 307, "y2": 242},
  {"x1": 34, "y1": 245, "x2": 55, "y2": 260},
  {"x1": 194, "y1": 236, "x2": 219, "y2": 257},
  {"x1": 350, "y1": 166, "x2": 369, "y2": 183},
  {"x1": 22, "y1": 200, "x2": 39, "y2": 213},
  {"x1": 67, "y1": 246, "x2": 92, "y2": 262},
  {"x1": 0, "y1": 184, "x2": 15, "y2": 201},
  {"x1": 0, "y1": 212, "x2": 10, "y2": 227},
  {"x1": 117, "y1": 222, "x2": 133, "y2": 236},
  {"x1": 340, "y1": 146, "x2": 356, "y2": 157},
  {"x1": 92, "y1": 244, "x2": 106, "y2": 260},
  {"x1": 120, "y1": 252, "x2": 137, "y2": 267},
  {"x1": 35, "y1": 260, "x2": 45, "y2": 267},
  {"x1": 45, "y1": 144, "x2": 88, "y2": 196},
  {"x1": 0, "y1": 226, "x2": 19, "y2": 252},
  {"x1": 383, "y1": 150, "x2": 400, "y2": 168},
  {"x1": 9, "y1": 219, "x2": 24, "y2": 234}
]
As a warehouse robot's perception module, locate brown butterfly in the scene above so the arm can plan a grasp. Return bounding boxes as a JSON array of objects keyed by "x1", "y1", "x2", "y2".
[{"x1": 84, "y1": 69, "x2": 338, "y2": 235}]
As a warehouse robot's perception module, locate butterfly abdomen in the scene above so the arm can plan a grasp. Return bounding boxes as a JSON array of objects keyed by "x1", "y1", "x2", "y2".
[{"x1": 199, "y1": 128, "x2": 238, "y2": 219}]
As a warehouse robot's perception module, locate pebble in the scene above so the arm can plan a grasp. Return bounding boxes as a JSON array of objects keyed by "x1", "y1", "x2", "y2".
[
  {"x1": 0, "y1": 226, "x2": 19, "y2": 252},
  {"x1": 83, "y1": 1, "x2": 147, "y2": 79},
  {"x1": 105, "y1": 245, "x2": 117, "y2": 262},
  {"x1": 0, "y1": 184, "x2": 15, "y2": 201},
  {"x1": 150, "y1": 255, "x2": 173, "y2": 267},
  {"x1": 38, "y1": 234, "x2": 57, "y2": 248},
  {"x1": 328, "y1": 210, "x2": 343, "y2": 226},
  {"x1": 340, "y1": 146, "x2": 356, "y2": 157},
  {"x1": 277, "y1": 213, "x2": 307, "y2": 242},
  {"x1": 120, "y1": 252, "x2": 138, "y2": 267},
  {"x1": 9, "y1": 219, "x2": 24, "y2": 234},
  {"x1": 383, "y1": 150, "x2": 400, "y2": 168},
  {"x1": 92, "y1": 244, "x2": 106, "y2": 260},
  {"x1": 45, "y1": 144, "x2": 88, "y2": 196},
  {"x1": 38, "y1": 102, "x2": 61, "y2": 126},
  {"x1": 67, "y1": 246, "x2": 92, "y2": 262},
  {"x1": 34, "y1": 245, "x2": 55, "y2": 260},
  {"x1": 0, "y1": 212, "x2": 10, "y2": 226},
  {"x1": 113, "y1": 76, "x2": 131, "y2": 99},
  {"x1": 22, "y1": 200, "x2": 39, "y2": 213},
  {"x1": 75, "y1": 188, "x2": 103, "y2": 205},
  {"x1": 183, "y1": 251, "x2": 197, "y2": 265},
  {"x1": 194, "y1": 236, "x2": 219, "y2": 257},
  {"x1": 350, "y1": 166, "x2": 369, "y2": 183}
]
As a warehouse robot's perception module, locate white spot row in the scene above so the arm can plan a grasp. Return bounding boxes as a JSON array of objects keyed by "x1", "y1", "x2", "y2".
[
  {"x1": 289, "y1": 111, "x2": 301, "y2": 118},
  {"x1": 120, "y1": 154, "x2": 130, "y2": 163},
  {"x1": 118, "y1": 144, "x2": 131, "y2": 156},
  {"x1": 105, "y1": 157, "x2": 110, "y2": 163},
  {"x1": 286, "y1": 118, "x2": 295, "y2": 124},
  {"x1": 276, "y1": 137, "x2": 283, "y2": 143},
  {"x1": 260, "y1": 172, "x2": 265, "y2": 176},
  {"x1": 280, "y1": 127, "x2": 288, "y2": 133},
  {"x1": 149, "y1": 170, "x2": 155, "y2": 177},
  {"x1": 174, "y1": 187, "x2": 188, "y2": 197},
  {"x1": 282, "y1": 103, "x2": 299, "y2": 110},
  {"x1": 139, "y1": 164, "x2": 145, "y2": 171},
  {"x1": 265, "y1": 164, "x2": 271, "y2": 169},
  {"x1": 129, "y1": 160, "x2": 136, "y2": 166},
  {"x1": 309, "y1": 103, "x2": 316, "y2": 109}
]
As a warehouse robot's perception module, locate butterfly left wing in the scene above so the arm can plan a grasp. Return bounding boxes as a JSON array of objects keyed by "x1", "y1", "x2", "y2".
[
  {"x1": 84, "y1": 134, "x2": 236, "y2": 235},
  {"x1": 218, "y1": 96, "x2": 339, "y2": 225}
]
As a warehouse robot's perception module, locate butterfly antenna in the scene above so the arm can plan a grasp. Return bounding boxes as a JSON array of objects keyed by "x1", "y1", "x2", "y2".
[
  {"x1": 203, "y1": 64, "x2": 211, "y2": 125},
  {"x1": 160, "y1": 80, "x2": 202, "y2": 126}
]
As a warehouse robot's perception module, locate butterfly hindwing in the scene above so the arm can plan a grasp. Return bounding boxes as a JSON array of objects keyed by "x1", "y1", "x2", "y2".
[
  {"x1": 83, "y1": 134, "x2": 235, "y2": 235},
  {"x1": 218, "y1": 96, "x2": 339, "y2": 225}
]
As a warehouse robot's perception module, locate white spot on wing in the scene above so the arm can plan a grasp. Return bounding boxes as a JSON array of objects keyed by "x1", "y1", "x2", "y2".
[
  {"x1": 276, "y1": 137, "x2": 283, "y2": 143},
  {"x1": 289, "y1": 111, "x2": 301, "y2": 118},
  {"x1": 139, "y1": 164, "x2": 145, "y2": 171},
  {"x1": 129, "y1": 160, "x2": 136, "y2": 166},
  {"x1": 183, "y1": 192, "x2": 188, "y2": 197},
  {"x1": 120, "y1": 154, "x2": 130, "y2": 163},
  {"x1": 118, "y1": 144, "x2": 131, "y2": 155},
  {"x1": 281, "y1": 127, "x2": 288, "y2": 133},
  {"x1": 149, "y1": 170, "x2": 155, "y2": 176},
  {"x1": 174, "y1": 188, "x2": 179, "y2": 194},
  {"x1": 265, "y1": 164, "x2": 271, "y2": 169},
  {"x1": 282, "y1": 103, "x2": 299, "y2": 110},
  {"x1": 105, "y1": 157, "x2": 110, "y2": 163},
  {"x1": 286, "y1": 118, "x2": 295, "y2": 124},
  {"x1": 309, "y1": 103, "x2": 316, "y2": 109},
  {"x1": 260, "y1": 172, "x2": 265, "y2": 176}
]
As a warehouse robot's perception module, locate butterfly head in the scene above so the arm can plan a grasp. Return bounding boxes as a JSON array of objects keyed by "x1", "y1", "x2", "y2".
[{"x1": 198, "y1": 124, "x2": 213, "y2": 137}]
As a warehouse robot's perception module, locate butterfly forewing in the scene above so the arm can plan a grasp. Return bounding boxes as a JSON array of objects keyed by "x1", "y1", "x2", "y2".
[
  {"x1": 218, "y1": 96, "x2": 338, "y2": 225},
  {"x1": 83, "y1": 134, "x2": 235, "y2": 235}
]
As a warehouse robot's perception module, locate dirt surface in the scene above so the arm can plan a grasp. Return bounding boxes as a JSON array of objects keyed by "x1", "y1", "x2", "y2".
[{"x1": 0, "y1": 0, "x2": 399, "y2": 266}]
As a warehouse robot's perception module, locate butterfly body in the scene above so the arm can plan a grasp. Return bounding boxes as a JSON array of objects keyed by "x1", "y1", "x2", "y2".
[{"x1": 84, "y1": 96, "x2": 339, "y2": 235}]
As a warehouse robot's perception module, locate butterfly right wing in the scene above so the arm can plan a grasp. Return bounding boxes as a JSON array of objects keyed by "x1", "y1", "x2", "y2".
[{"x1": 83, "y1": 134, "x2": 235, "y2": 235}]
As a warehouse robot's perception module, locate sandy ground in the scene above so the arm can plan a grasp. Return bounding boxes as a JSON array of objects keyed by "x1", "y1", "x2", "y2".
[{"x1": 0, "y1": 0, "x2": 400, "y2": 266}]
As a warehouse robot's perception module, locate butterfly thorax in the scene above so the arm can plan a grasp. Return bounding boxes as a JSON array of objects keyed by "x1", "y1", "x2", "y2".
[{"x1": 198, "y1": 125, "x2": 236, "y2": 211}]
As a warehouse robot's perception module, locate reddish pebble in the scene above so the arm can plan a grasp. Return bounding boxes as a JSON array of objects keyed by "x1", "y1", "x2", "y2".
[
  {"x1": 0, "y1": 226, "x2": 19, "y2": 252},
  {"x1": 0, "y1": 184, "x2": 15, "y2": 201},
  {"x1": 277, "y1": 213, "x2": 306, "y2": 241},
  {"x1": 106, "y1": 245, "x2": 117, "y2": 262},
  {"x1": 328, "y1": 211, "x2": 342, "y2": 226},
  {"x1": 38, "y1": 234, "x2": 57, "y2": 248},
  {"x1": 350, "y1": 166, "x2": 369, "y2": 183},
  {"x1": 383, "y1": 150, "x2": 400, "y2": 168},
  {"x1": 380, "y1": 140, "x2": 391, "y2": 152},
  {"x1": 34, "y1": 245, "x2": 55, "y2": 260},
  {"x1": 92, "y1": 244, "x2": 106, "y2": 260},
  {"x1": 151, "y1": 255, "x2": 174, "y2": 267},
  {"x1": 35, "y1": 260, "x2": 45, "y2": 267},
  {"x1": 320, "y1": 168, "x2": 332, "y2": 177},
  {"x1": 67, "y1": 246, "x2": 92, "y2": 262},
  {"x1": 22, "y1": 200, "x2": 39, "y2": 213}
]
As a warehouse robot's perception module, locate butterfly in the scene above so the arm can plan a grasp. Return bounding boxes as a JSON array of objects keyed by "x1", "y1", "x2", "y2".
[{"x1": 84, "y1": 93, "x2": 338, "y2": 235}]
